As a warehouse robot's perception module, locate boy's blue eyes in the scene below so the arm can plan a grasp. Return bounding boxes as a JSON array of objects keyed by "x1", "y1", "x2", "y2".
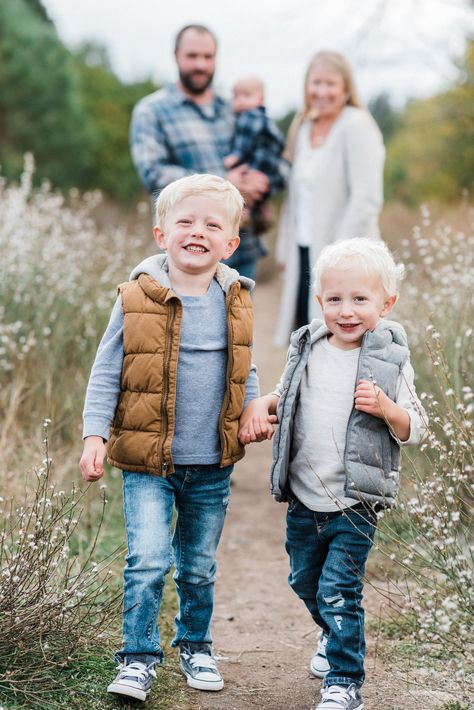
[
  {"x1": 326, "y1": 296, "x2": 367, "y2": 303},
  {"x1": 176, "y1": 219, "x2": 220, "y2": 228}
]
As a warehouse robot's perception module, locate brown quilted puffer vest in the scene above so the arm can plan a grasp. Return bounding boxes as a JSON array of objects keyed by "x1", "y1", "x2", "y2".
[{"x1": 107, "y1": 273, "x2": 253, "y2": 476}]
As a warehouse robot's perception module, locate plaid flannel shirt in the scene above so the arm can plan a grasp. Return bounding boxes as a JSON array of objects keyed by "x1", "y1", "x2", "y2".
[
  {"x1": 230, "y1": 106, "x2": 287, "y2": 185},
  {"x1": 130, "y1": 83, "x2": 287, "y2": 197}
]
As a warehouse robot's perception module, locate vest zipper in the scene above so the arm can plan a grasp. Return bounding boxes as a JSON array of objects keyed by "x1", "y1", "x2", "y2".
[
  {"x1": 158, "y1": 298, "x2": 177, "y2": 475},
  {"x1": 218, "y1": 284, "x2": 235, "y2": 463},
  {"x1": 271, "y1": 329, "x2": 309, "y2": 492},
  {"x1": 342, "y1": 331, "x2": 367, "y2": 494}
]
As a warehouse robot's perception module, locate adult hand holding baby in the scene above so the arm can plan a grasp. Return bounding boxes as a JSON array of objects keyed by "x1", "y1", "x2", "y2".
[{"x1": 226, "y1": 164, "x2": 269, "y2": 207}]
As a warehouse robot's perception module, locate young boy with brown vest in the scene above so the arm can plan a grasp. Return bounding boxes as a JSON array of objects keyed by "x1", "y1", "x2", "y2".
[
  {"x1": 80, "y1": 174, "x2": 258, "y2": 702},
  {"x1": 238, "y1": 239, "x2": 426, "y2": 710}
]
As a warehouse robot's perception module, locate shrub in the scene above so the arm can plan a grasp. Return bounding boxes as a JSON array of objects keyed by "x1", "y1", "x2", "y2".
[{"x1": 0, "y1": 420, "x2": 121, "y2": 706}]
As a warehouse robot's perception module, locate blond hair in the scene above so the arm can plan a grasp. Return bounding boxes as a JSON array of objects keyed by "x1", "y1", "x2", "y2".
[
  {"x1": 312, "y1": 238, "x2": 405, "y2": 298},
  {"x1": 285, "y1": 50, "x2": 362, "y2": 162},
  {"x1": 155, "y1": 174, "x2": 244, "y2": 234}
]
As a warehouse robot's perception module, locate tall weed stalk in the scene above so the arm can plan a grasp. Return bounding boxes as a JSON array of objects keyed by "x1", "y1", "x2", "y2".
[
  {"x1": 375, "y1": 205, "x2": 473, "y2": 681},
  {"x1": 0, "y1": 156, "x2": 147, "y2": 478}
]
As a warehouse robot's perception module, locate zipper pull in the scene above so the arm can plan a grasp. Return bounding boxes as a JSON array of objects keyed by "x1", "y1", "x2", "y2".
[{"x1": 162, "y1": 460, "x2": 168, "y2": 475}]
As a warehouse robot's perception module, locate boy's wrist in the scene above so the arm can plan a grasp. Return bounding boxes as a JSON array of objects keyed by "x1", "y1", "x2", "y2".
[
  {"x1": 263, "y1": 393, "x2": 279, "y2": 415},
  {"x1": 385, "y1": 400, "x2": 411, "y2": 441}
]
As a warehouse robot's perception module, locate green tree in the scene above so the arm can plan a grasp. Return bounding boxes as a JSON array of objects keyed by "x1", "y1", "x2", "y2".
[
  {"x1": 368, "y1": 93, "x2": 401, "y2": 143},
  {"x1": 74, "y1": 42, "x2": 157, "y2": 201},
  {"x1": 0, "y1": 0, "x2": 94, "y2": 188},
  {"x1": 385, "y1": 40, "x2": 474, "y2": 204},
  {"x1": 277, "y1": 109, "x2": 296, "y2": 139}
]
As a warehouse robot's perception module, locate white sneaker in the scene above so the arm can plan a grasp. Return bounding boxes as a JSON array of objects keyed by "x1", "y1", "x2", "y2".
[
  {"x1": 107, "y1": 660, "x2": 157, "y2": 702},
  {"x1": 316, "y1": 684, "x2": 364, "y2": 710},
  {"x1": 310, "y1": 632, "x2": 330, "y2": 678}
]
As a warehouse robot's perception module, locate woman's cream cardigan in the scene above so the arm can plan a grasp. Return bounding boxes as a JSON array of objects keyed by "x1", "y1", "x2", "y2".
[{"x1": 274, "y1": 106, "x2": 385, "y2": 348}]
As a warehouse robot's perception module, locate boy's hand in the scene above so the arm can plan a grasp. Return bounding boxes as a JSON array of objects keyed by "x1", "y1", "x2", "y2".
[
  {"x1": 354, "y1": 379, "x2": 391, "y2": 419},
  {"x1": 354, "y1": 380, "x2": 411, "y2": 441},
  {"x1": 238, "y1": 395, "x2": 279, "y2": 444},
  {"x1": 80, "y1": 436, "x2": 106, "y2": 481}
]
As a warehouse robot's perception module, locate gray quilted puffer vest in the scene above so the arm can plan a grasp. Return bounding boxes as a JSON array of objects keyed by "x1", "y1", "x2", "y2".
[{"x1": 270, "y1": 319, "x2": 409, "y2": 509}]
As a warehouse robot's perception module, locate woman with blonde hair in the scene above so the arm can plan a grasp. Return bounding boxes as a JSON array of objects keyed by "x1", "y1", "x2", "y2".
[{"x1": 274, "y1": 50, "x2": 385, "y2": 347}]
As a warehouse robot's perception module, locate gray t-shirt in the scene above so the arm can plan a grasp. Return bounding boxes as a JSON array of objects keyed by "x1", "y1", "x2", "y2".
[{"x1": 172, "y1": 278, "x2": 227, "y2": 464}]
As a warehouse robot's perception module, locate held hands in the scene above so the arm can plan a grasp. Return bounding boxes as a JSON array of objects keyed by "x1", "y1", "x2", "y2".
[
  {"x1": 80, "y1": 435, "x2": 106, "y2": 482},
  {"x1": 238, "y1": 394, "x2": 279, "y2": 444}
]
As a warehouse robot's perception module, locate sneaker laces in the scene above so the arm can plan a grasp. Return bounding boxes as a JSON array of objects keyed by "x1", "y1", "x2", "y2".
[
  {"x1": 317, "y1": 633, "x2": 328, "y2": 655},
  {"x1": 189, "y1": 652, "x2": 218, "y2": 671},
  {"x1": 118, "y1": 662, "x2": 157, "y2": 681},
  {"x1": 320, "y1": 685, "x2": 351, "y2": 704}
]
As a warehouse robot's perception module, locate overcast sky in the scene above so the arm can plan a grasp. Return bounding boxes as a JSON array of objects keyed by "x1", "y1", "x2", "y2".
[{"x1": 42, "y1": 0, "x2": 473, "y2": 116}]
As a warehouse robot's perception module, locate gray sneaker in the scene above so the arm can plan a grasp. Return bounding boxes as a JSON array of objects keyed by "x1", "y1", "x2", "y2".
[
  {"x1": 107, "y1": 660, "x2": 157, "y2": 702},
  {"x1": 179, "y1": 642, "x2": 224, "y2": 691},
  {"x1": 315, "y1": 684, "x2": 364, "y2": 710}
]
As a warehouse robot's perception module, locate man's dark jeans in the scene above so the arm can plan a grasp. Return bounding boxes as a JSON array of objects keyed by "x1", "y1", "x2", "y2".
[{"x1": 285, "y1": 496, "x2": 377, "y2": 688}]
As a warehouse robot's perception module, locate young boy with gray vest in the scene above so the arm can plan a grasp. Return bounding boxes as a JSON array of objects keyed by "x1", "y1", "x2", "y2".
[
  {"x1": 80, "y1": 174, "x2": 258, "y2": 702},
  {"x1": 238, "y1": 238, "x2": 426, "y2": 710}
]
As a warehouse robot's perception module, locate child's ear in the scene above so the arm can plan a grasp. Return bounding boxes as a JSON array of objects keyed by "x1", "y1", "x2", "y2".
[
  {"x1": 153, "y1": 226, "x2": 166, "y2": 250},
  {"x1": 316, "y1": 294, "x2": 323, "y2": 308},
  {"x1": 380, "y1": 294, "x2": 397, "y2": 317},
  {"x1": 224, "y1": 235, "x2": 240, "y2": 259}
]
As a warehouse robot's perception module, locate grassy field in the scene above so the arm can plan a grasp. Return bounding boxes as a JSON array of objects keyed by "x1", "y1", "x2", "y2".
[{"x1": 0, "y1": 166, "x2": 472, "y2": 707}]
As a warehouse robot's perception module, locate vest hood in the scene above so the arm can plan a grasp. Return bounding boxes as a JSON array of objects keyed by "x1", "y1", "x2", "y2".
[{"x1": 129, "y1": 254, "x2": 255, "y2": 294}]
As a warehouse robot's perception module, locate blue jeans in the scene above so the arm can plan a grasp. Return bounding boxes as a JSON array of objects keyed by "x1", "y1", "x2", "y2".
[
  {"x1": 116, "y1": 465, "x2": 232, "y2": 664},
  {"x1": 285, "y1": 496, "x2": 377, "y2": 688}
]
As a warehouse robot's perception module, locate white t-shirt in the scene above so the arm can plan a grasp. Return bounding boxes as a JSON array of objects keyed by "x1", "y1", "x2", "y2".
[
  {"x1": 286, "y1": 336, "x2": 425, "y2": 512},
  {"x1": 292, "y1": 127, "x2": 327, "y2": 249}
]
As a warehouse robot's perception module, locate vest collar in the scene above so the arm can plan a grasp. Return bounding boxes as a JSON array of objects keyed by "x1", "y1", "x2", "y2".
[
  {"x1": 290, "y1": 318, "x2": 408, "y2": 352},
  {"x1": 129, "y1": 254, "x2": 254, "y2": 296}
]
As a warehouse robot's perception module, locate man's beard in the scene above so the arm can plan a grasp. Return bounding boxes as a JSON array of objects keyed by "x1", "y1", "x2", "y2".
[{"x1": 179, "y1": 69, "x2": 214, "y2": 95}]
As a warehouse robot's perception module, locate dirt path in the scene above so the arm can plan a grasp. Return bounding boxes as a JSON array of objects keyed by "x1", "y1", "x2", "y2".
[{"x1": 184, "y1": 277, "x2": 452, "y2": 710}]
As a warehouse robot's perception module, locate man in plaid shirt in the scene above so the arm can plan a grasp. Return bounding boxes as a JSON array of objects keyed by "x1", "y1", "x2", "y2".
[{"x1": 130, "y1": 24, "x2": 288, "y2": 280}]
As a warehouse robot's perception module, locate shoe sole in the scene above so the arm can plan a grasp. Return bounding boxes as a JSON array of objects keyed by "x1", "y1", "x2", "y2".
[
  {"x1": 107, "y1": 682, "x2": 148, "y2": 701},
  {"x1": 310, "y1": 660, "x2": 330, "y2": 678},
  {"x1": 179, "y1": 661, "x2": 224, "y2": 691}
]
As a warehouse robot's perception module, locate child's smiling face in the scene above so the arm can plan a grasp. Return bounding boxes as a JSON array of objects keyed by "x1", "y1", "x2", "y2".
[
  {"x1": 317, "y1": 265, "x2": 397, "y2": 350},
  {"x1": 153, "y1": 195, "x2": 240, "y2": 278}
]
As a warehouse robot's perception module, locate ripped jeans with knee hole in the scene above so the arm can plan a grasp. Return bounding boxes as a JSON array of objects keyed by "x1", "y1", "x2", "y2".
[
  {"x1": 285, "y1": 496, "x2": 377, "y2": 688},
  {"x1": 116, "y1": 465, "x2": 232, "y2": 665}
]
